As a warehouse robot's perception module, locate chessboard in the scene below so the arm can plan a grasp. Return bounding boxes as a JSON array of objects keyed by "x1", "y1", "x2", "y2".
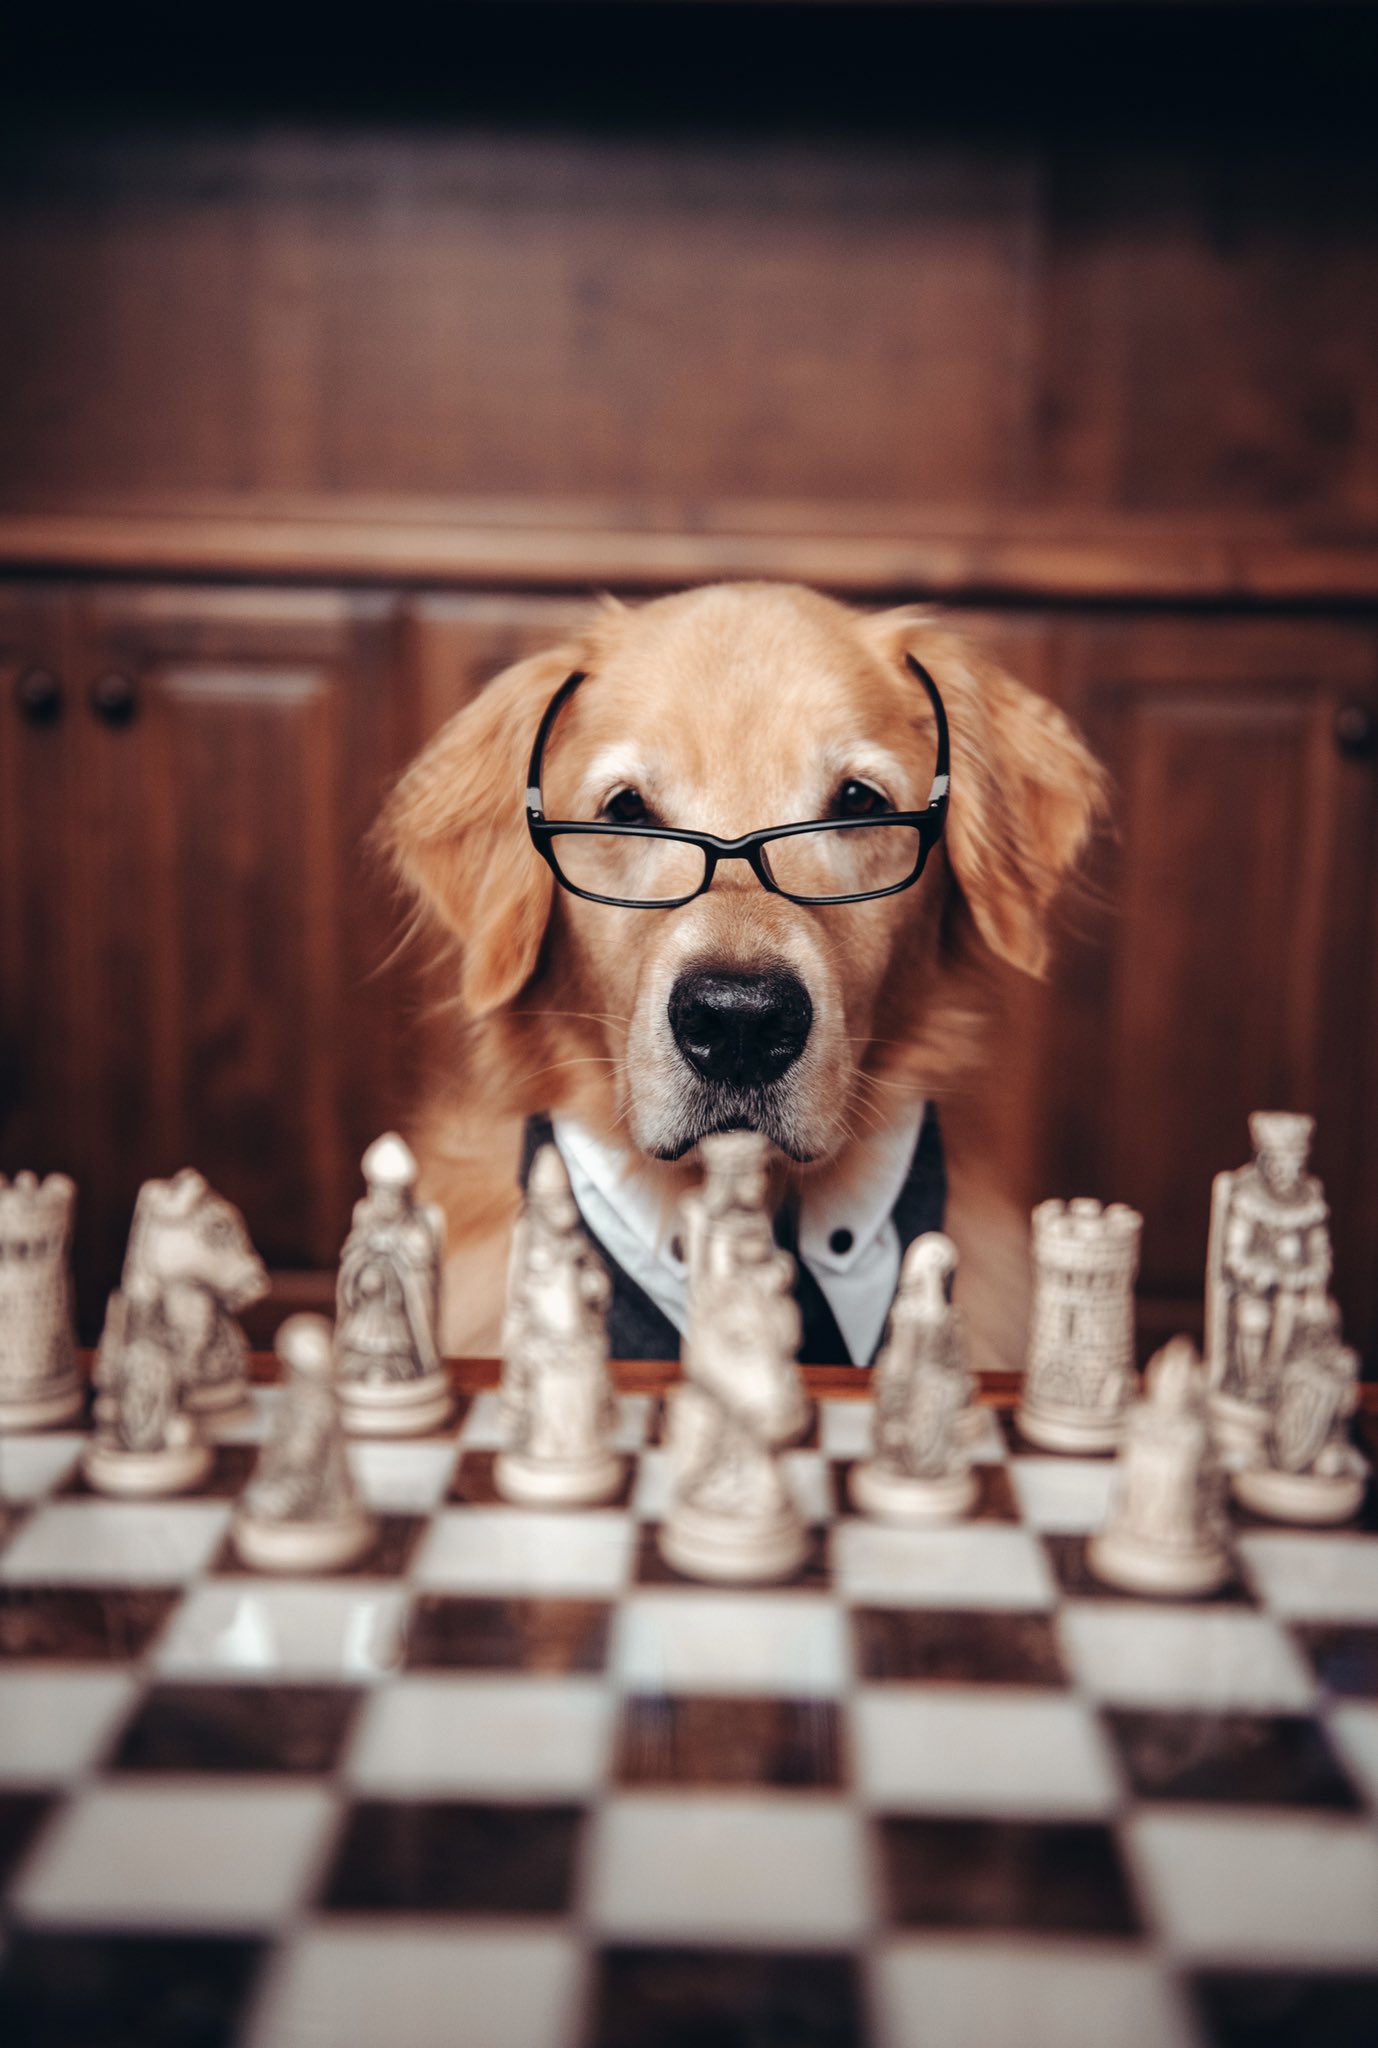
[{"x1": 2, "y1": 1364, "x2": 1377, "y2": 2048}]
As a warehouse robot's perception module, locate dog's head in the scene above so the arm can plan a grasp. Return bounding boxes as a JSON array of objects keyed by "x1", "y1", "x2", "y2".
[{"x1": 382, "y1": 582, "x2": 1105, "y2": 1173}]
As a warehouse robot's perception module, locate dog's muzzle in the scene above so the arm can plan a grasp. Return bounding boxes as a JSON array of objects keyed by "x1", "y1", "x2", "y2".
[{"x1": 667, "y1": 967, "x2": 813, "y2": 1092}]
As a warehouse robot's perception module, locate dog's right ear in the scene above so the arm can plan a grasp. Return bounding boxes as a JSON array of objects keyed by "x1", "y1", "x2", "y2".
[{"x1": 380, "y1": 645, "x2": 584, "y2": 1017}]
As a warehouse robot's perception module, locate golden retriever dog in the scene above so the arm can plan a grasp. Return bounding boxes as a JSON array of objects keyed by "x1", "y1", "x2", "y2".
[{"x1": 381, "y1": 581, "x2": 1105, "y2": 1366}]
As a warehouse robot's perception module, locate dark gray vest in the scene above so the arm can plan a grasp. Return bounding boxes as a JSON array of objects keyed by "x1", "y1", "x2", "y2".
[{"x1": 518, "y1": 1108, "x2": 946, "y2": 1366}]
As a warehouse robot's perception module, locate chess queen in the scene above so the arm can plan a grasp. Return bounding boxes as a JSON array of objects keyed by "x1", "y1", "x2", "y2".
[{"x1": 335, "y1": 1133, "x2": 451, "y2": 1437}]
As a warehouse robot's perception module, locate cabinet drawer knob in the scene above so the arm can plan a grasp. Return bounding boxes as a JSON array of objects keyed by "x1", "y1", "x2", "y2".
[
  {"x1": 90, "y1": 672, "x2": 139, "y2": 727},
  {"x1": 1334, "y1": 702, "x2": 1377, "y2": 761},
  {"x1": 15, "y1": 667, "x2": 63, "y2": 726}
]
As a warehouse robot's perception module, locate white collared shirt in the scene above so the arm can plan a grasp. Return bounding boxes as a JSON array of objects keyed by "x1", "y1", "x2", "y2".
[{"x1": 550, "y1": 1104, "x2": 925, "y2": 1366}]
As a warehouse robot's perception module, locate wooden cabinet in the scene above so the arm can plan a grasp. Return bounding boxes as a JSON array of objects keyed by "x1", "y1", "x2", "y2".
[
  {"x1": 1034, "y1": 616, "x2": 1378, "y2": 1365},
  {"x1": 1, "y1": 582, "x2": 403, "y2": 1334}
]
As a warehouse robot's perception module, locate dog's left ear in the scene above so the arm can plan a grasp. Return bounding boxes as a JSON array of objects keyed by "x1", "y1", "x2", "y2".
[{"x1": 864, "y1": 609, "x2": 1109, "y2": 977}]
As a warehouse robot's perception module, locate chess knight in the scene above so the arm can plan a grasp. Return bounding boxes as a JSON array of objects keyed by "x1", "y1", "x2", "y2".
[
  {"x1": 496, "y1": 1145, "x2": 622, "y2": 1505},
  {"x1": 335, "y1": 1133, "x2": 450, "y2": 1436},
  {"x1": 1205, "y1": 1111, "x2": 1333, "y2": 1454},
  {"x1": 108, "y1": 1169, "x2": 267, "y2": 1436},
  {"x1": 0, "y1": 1170, "x2": 82, "y2": 1432}
]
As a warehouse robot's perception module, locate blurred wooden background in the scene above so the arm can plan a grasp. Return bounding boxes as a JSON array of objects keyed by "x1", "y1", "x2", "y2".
[{"x1": 0, "y1": 2, "x2": 1375, "y2": 1364}]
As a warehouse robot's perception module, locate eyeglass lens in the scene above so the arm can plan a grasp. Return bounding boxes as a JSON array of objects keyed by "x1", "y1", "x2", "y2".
[
  {"x1": 761, "y1": 823, "x2": 923, "y2": 898},
  {"x1": 554, "y1": 831, "x2": 710, "y2": 904}
]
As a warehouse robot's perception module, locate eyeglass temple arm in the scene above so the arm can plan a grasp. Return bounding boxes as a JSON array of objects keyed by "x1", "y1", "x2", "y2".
[
  {"x1": 525, "y1": 669, "x2": 588, "y2": 818},
  {"x1": 903, "y1": 655, "x2": 951, "y2": 804}
]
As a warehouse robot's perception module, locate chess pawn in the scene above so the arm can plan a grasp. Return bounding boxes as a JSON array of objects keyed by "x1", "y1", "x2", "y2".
[
  {"x1": 116, "y1": 1169, "x2": 268, "y2": 1436},
  {"x1": 1205, "y1": 1111, "x2": 1333, "y2": 1461},
  {"x1": 82, "y1": 1290, "x2": 213, "y2": 1497},
  {"x1": 1089, "y1": 1337, "x2": 1232, "y2": 1597},
  {"x1": 0, "y1": 1171, "x2": 83, "y2": 1432},
  {"x1": 851, "y1": 1233, "x2": 978, "y2": 1523},
  {"x1": 1232, "y1": 1293, "x2": 1369, "y2": 1525},
  {"x1": 496, "y1": 1146, "x2": 622, "y2": 1506},
  {"x1": 659, "y1": 1265, "x2": 808, "y2": 1584},
  {"x1": 1017, "y1": 1197, "x2": 1142, "y2": 1454},
  {"x1": 232, "y1": 1314, "x2": 375, "y2": 1572},
  {"x1": 335, "y1": 1133, "x2": 451, "y2": 1437}
]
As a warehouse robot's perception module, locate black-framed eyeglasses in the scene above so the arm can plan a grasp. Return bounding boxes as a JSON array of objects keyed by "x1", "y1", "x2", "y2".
[{"x1": 524, "y1": 655, "x2": 950, "y2": 909}]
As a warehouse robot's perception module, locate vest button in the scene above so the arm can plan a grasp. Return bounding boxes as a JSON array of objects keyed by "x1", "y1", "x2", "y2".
[{"x1": 829, "y1": 1228, "x2": 854, "y2": 1256}]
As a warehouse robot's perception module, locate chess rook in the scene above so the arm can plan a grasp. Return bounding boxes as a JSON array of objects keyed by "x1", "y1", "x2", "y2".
[
  {"x1": 0, "y1": 1171, "x2": 82, "y2": 1433},
  {"x1": 1017, "y1": 1196, "x2": 1143, "y2": 1454}
]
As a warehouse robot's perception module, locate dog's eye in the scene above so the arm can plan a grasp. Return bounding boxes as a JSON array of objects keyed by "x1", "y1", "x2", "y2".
[
  {"x1": 830, "y1": 779, "x2": 892, "y2": 819},
  {"x1": 603, "y1": 787, "x2": 651, "y2": 825}
]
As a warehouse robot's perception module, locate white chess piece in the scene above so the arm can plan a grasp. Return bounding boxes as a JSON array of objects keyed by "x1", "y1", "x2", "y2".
[
  {"x1": 660, "y1": 1228, "x2": 808, "y2": 1584},
  {"x1": 1205, "y1": 1111, "x2": 1333, "y2": 1460},
  {"x1": 82, "y1": 1289, "x2": 213, "y2": 1498},
  {"x1": 681, "y1": 1130, "x2": 810, "y2": 1445},
  {"x1": 1232, "y1": 1291, "x2": 1369, "y2": 1525},
  {"x1": 496, "y1": 1146, "x2": 622, "y2": 1506},
  {"x1": 232, "y1": 1314, "x2": 376, "y2": 1571},
  {"x1": 851, "y1": 1233, "x2": 978, "y2": 1523},
  {"x1": 335, "y1": 1133, "x2": 451, "y2": 1437},
  {"x1": 0, "y1": 1170, "x2": 83, "y2": 1432},
  {"x1": 1089, "y1": 1337, "x2": 1232, "y2": 1597},
  {"x1": 112, "y1": 1169, "x2": 268, "y2": 1436},
  {"x1": 1017, "y1": 1197, "x2": 1142, "y2": 1453}
]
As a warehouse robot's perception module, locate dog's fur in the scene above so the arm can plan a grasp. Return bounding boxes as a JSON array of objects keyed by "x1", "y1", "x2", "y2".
[{"x1": 380, "y1": 581, "x2": 1106, "y2": 1361}]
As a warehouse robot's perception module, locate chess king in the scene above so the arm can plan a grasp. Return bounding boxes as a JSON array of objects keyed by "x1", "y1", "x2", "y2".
[{"x1": 1205, "y1": 1111, "x2": 1332, "y2": 1453}]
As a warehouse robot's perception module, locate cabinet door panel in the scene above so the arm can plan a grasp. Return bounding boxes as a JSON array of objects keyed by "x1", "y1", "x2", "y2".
[
  {"x1": 1056, "y1": 620, "x2": 1378, "y2": 1364},
  {"x1": 69, "y1": 587, "x2": 400, "y2": 1326}
]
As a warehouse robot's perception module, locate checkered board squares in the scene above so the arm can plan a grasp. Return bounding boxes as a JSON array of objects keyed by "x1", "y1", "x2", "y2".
[{"x1": 2, "y1": 1389, "x2": 1378, "y2": 2048}]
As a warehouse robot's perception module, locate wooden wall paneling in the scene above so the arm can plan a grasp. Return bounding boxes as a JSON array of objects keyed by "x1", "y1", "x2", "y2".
[
  {"x1": 0, "y1": 584, "x2": 79, "y2": 1182},
  {"x1": 1038, "y1": 159, "x2": 1378, "y2": 523},
  {"x1": 1054, "y1": 617, "x2": 1378, "y2": 1368},
  {"x1": 65, "y1": 584, "x2": 402, "y2": 1331},
  {"x1": 0, "y1": 133, "x2": 1045, "y2": 509},
  {"x1": 5, "y1": 134, "x2": 1378, "y2": 541}
]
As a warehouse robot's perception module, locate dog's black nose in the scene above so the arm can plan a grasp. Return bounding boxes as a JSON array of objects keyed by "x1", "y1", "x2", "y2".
[{"x1": 668, "y1": 969, "x2": 813, "y2": 1089}]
